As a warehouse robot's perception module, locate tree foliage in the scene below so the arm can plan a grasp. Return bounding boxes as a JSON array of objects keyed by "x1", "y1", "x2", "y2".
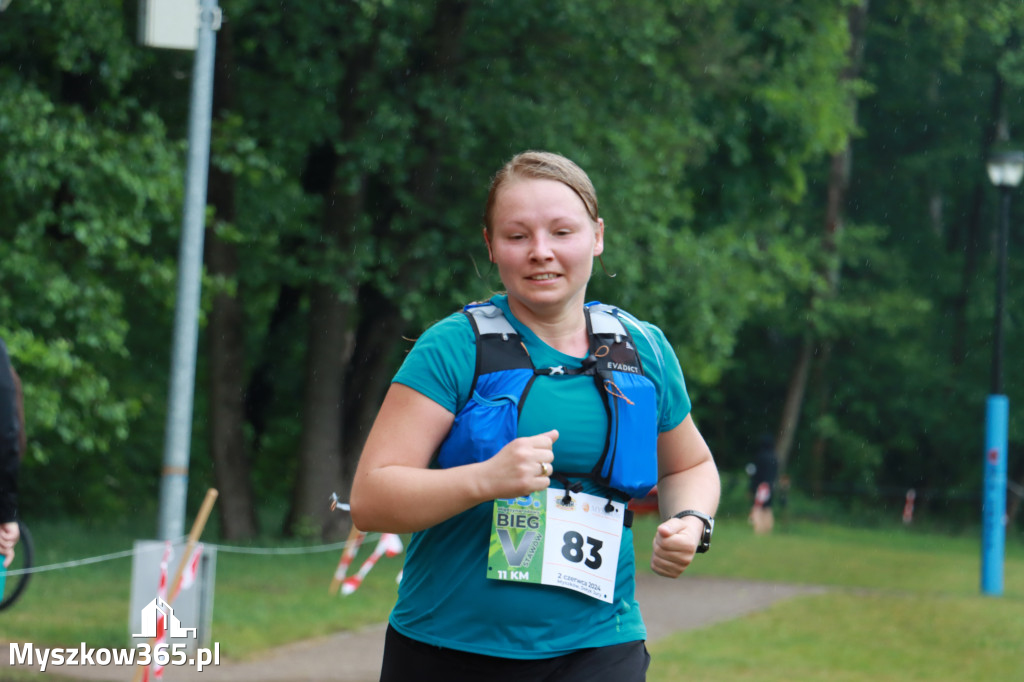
[
  {"x1": 0, "y1": 0, "x2": 184, "y2": 515},
  {"x1": 2, "y1": 0, "x2": 1023, "y2": 529}
]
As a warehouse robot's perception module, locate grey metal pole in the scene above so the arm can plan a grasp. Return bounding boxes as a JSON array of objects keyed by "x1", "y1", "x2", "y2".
[{"x1": 157, "y1": 0, "x2": 221, "y2": 541}]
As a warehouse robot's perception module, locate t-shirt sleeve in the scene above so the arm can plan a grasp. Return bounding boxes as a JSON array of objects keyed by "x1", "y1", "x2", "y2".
[
  {"x1": 392, "y1": 313, "x2": 476, "y2": 415},
  {"x1": 625, "y1": 319, "x2": 691, "y2": 433}
]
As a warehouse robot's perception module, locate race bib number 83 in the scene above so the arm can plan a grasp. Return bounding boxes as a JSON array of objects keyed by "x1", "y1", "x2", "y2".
[{"x1": 487, "y1": 489, "x2": 624, "y2": 603}]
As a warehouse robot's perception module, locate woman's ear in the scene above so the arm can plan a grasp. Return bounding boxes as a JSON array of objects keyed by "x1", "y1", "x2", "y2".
[
  {"x1": 593, "y1": 218, "x2": 605, "y2": 257},
  {"x1": 482, "y1": 228, "x2": 495, "y2": 262}
]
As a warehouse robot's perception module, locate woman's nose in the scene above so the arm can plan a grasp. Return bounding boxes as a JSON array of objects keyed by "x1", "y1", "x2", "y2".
[{"x1": 529, "y1": 234, "x2": 554, "y2": 260}]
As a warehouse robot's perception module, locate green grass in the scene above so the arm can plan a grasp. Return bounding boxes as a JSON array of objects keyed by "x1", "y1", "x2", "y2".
[
  {"x1": 208, "y1": 547, "x2": 399, "y2": 653},
  {"x1": 650, "y1": 592, "x2": 1024, "y2": 681},
  {"x1": 3, "y1": 513, "x2": 1023, "y2": 681},
  {"x1": 1, "y1": 518, "x2": 399, "y2": 659},
  {"x1": 677, "y1": 515, "x2": 1024, "y2": 595},
  {"x1": 632, "y1": 514, "x2": 1024, "y2": 682}
]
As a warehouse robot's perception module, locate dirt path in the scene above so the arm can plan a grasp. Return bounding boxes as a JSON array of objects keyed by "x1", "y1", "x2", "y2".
[{"x1": 4, "y1": 575, "x2": 825, "y2": 682}]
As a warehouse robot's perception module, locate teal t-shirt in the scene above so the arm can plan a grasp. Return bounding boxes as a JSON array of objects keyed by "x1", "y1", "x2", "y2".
[{"x1": 389, "y1": 295, "x2": 691, "y2": 659}]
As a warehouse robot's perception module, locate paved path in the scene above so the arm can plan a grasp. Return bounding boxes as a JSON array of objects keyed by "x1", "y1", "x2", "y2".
[{"x1": 4, "y1": 575, "x2": 825, "y2": 682}]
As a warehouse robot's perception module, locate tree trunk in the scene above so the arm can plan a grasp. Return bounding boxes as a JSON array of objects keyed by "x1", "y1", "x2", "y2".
[
  {"x1": 286, "y1": 0, "x2": 472, "y2": 536},
  {"x1": 775, "y1": 0, "x2": 867, "y2": 478},
  {"x1": 808, "y1": 341, "x2": 834, "y2": 498},
  {"x1": 286, "y1": 283, "x2": 352, "y2": 539},
  {"x1": 806, "y1": 146, "x2": 853, "y2": 494},
  {"x1": 206, "y1": 233, "x2": 258, "y2": 539},
  {"x1": 340, "y1": 286, "x2": 408, "y2": 484},
  {"x1": 284, "y1": 7, "x2": 388, "y2": 539},
  {"x1": 775, "y1": 335, "x2": 814, "y2": 476},
  {"x1": 244, "y1": 283, "x2": 302, "y2": 454},
  {"x1": 333, "y1": 0, "x2": 472, "y2": 500},
  {"x1": 286, "y1": 181, "x2": 363, "y2": 540},
  {"x1": 206, "y1": 15, "x2": 258, "y2": 540}
]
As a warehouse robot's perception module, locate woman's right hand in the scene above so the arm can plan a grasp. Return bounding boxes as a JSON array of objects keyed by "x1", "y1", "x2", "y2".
[
  {"x1": 482, "y1": 429, "x2": 559, "y2": 500},
  {"x1": 353, "y1": 385, "x2": 558, "y2": 533}
]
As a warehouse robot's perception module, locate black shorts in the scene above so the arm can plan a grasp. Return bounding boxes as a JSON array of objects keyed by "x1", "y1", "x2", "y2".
[{"x1": 379, "y1": 624, "x2": 650, "y2": 682}]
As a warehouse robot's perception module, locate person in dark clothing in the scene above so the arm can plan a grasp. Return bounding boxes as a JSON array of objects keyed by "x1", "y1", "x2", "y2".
[
  {"x1": 748, "y1": 434, "x2": 778, "y2": 534},
  {"x1": 749, "y1": 434, "x2": 778, "y2": 503},
  {"x1": 0, "y1": 338, "x2": 21, "y2": 567}
]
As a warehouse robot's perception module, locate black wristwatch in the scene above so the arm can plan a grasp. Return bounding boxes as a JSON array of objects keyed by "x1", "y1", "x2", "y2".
[{"x1": 673, "y1": 509, "x2": 714, "y2": 553}]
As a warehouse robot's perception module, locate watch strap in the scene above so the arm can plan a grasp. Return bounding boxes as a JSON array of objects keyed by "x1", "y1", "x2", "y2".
[{"x1": 673, "y1": 509, "x2": 714, "y2": 553}]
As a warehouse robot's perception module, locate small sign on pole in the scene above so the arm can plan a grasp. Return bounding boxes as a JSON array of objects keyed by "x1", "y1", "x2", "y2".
[{"x1": 138, "y1": 0, "x2": 200, "y2": 51}]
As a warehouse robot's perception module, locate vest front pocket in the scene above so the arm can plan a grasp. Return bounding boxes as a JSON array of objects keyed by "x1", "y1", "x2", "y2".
[
  {"x1": 601, "y1": 371, "x2": 658, "y2": 499},
  {"x1": 438, "y1": 368, "x2": 535, "y2": 469},
  {"x1": 437, "y1": 392, "x2": 519, "y2": 468}
]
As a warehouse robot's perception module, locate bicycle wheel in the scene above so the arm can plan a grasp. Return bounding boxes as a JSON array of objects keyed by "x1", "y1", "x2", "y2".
[{"x1": 0, "y1": 520, "x2": 33, "y2": 611}]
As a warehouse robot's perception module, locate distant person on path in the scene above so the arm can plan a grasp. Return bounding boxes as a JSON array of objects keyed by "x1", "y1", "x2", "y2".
[
  {"x1": 351, "y1": 150, "x2": 720, "y2": 681},
  {"x1": 747, "y1": 433, "x2": 778, "y2": 534},
  {"x1": 0, "y1": 337, "x2": 22, "y2": 567}
]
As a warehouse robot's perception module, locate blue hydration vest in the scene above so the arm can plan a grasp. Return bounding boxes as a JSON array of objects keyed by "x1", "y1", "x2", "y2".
[{"x1": 436, "y1": 301, "x2": 660, "y2": 503}]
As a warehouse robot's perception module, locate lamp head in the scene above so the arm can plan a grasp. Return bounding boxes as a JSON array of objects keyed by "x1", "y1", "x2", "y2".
[{"x1": 987, "y1": 150, "x2": 1024, "y2": 188}]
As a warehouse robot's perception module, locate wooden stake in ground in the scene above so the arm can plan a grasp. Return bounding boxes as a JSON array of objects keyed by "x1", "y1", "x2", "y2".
[
  {"x1": 130, "y1": 488, "x2": 219, "y2": 682},
  {"x1": 329, "y1": 524, "x2": 366, "y2": 594}
]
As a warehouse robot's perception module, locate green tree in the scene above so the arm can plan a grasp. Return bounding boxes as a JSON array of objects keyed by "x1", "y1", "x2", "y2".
[
  {"x1": 0, "y1": 0, "x2": 184, "y2": 516},
  {"x1": 10, "y1": 0, "x2": 1010, "y2": 531}
]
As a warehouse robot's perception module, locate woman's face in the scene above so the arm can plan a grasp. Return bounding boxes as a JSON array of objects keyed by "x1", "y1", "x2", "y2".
[{"x1": 484, "y1": 178, "x2": 604, "y2": 318}]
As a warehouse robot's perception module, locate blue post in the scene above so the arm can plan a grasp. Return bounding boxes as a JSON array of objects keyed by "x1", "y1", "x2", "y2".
[{"x1": 981, "y1": 395, "x2": 1008, "y2": 596}]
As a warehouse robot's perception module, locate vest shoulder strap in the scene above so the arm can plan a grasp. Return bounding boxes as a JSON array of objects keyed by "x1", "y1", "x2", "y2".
[
  {"x1": 461, "y1": 303, "x2": 532, "y2": 380},
  {"x1": 464, "y1": 302, "x2": 636, "y2": 347},
  {"x1": 464, "y1": 302, "x2": 517, "y2": 337},
  {"x1": 585, "y1": 302, "x2": 630, "y2": 339},
  {"x1": 462, "y1": 301, "x2": 649, "y2": 378},
  {"x1": 587, "y1": 302, "x2": 665, "y2": 377}
]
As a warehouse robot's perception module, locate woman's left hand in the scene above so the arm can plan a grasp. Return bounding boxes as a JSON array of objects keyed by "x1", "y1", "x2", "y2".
[
  {"x1": 650, "y1": 416, "x2": 720, "y2": 578},
  {"x1": 650, "y1": 516, "x2": 703, "y2": 578}
]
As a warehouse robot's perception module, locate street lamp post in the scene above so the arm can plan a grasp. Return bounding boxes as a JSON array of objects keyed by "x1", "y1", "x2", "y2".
[
  {"x1": 981, "y1": 150, "x2": 1023, "y2": 596},
  {"x1": 139, "y1": 0, "x2": 222, "y2": 541}
]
